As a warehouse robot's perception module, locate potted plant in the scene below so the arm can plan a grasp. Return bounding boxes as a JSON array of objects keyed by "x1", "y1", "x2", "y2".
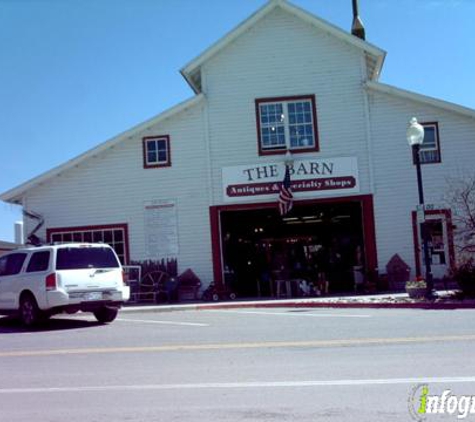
[{"x1": 405, "y1": 276, "x2": 427, "y2": 299}]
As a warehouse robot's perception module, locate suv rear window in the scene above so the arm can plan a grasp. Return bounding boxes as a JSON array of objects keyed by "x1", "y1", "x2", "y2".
[{"x1": 56, "y1": 247, "x2": 120, "y2": 270}]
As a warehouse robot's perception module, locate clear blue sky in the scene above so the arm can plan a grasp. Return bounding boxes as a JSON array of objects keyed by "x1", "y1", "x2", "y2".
[{"x1": 1, "y1": 0, "x2": 474, "y2": 242}]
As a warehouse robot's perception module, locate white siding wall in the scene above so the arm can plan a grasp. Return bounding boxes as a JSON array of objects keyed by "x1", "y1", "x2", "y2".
[
  {"x1": 24, "y1": 102, "x2": 214, "y2": 283},
  {"x1": 202, "y1": 8, "x2": 373, "y2": 203},
  {"x1": 18, "y1": 5, "x2": 475, "y2": 292},
  {"x1": 369, "y1": 90, "x2": 475, "y2": 276}
]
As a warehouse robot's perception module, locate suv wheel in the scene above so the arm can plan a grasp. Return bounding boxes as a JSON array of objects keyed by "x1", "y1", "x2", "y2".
[
  {"x1": 93, "y1": 306, "x2": 119, "y2": 324},
  {"x1": 19, "y1": 294, "x2": 42, "y2": 327}
]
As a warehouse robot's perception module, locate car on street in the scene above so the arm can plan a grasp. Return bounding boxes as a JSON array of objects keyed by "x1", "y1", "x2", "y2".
[{"x1": 0, "y1": 243, "x2": 130, "y2": 325}]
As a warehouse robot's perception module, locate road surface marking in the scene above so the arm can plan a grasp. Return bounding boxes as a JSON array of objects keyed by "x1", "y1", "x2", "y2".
[
  {"x1": 2, "y1": 334, "x2": 475, "y2": 357},
  {"x1": 2, "y1": 376, "x2": 475, "y2": 394},
  {"x1": 116, "y1": 318, "x2": 209, "y2": 327},
  {"x1": 210, "y1": 310, "x2": 371, "y2": 318}
]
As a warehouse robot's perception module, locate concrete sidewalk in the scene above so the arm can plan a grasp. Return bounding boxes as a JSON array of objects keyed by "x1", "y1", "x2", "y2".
[{"x1": 122, "y1": 290, "x2": 475, "y2": 313}]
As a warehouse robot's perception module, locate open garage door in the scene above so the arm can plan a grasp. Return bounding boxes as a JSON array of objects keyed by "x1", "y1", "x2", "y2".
[{"x1": 214, "y1": 197, "x2": 376, "y2": 298}]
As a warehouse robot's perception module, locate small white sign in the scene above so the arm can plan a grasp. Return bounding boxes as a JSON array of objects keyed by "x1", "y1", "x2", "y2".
[
  {"x1": 416, "y1": 205, "x2": 426, "y2": 223},
  {"x1": 144, "y1": 199, "x2": 179, "y2": 258}
]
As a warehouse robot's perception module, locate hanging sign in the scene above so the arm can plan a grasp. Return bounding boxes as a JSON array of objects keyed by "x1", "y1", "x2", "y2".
[{"x1": 222, "y1": 157, "x2": 359, "y2": 202}]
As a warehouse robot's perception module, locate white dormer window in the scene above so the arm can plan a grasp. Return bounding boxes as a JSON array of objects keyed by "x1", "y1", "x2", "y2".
[{"x1": 255, "y1": 95, "x2": 319, "y2": 156}]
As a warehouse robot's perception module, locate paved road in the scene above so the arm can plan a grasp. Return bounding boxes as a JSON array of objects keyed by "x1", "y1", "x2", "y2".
[{"x1": 1, "y1": 307, "x2": 475, "y2": 421}]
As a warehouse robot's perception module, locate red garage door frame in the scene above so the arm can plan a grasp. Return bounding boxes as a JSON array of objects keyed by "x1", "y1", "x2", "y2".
[{"x1": 209, "y1": 194, "x2": 378, "y2": 288}]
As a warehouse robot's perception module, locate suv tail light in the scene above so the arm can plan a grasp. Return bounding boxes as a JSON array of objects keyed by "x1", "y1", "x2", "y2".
[
  {"x1": 45, "y1": 273, "x2": 57, "y2": 291},
  {"x1": 122, "y1": 270, "x2": 128, "y2": 286}
]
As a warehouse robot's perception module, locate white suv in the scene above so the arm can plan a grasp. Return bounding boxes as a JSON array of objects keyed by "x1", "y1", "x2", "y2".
[{"x1": 0, "y1": 243, "x2": 130, "y2": 326}]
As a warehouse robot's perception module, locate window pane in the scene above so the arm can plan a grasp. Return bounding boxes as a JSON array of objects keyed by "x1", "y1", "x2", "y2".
[
  {"x1": 0, "y1": 257, "x2": 6, "y2": 275},
  {"x1": 157, "y1": 140, "x2": 166, "y2": 151},
  {"x1": 420, "y1": 150, "x2": 439, "y2": 163},
  {"x1": 258, "y1": 98, "x2": 315, "y2": 151},
  {"x1": 277, "y1": 128, "x2": 285, "y2": 144},
  {"x1": 262, "y1": 133, "x2": 270, "y2": 146},
  {"x1": 56, "y1": 247, "x2": 120, "y2": 269},
  {"x1": 114, "y1": 230, "x2": 123, "y2": 242},
  {"x1": 419, "y1": 124, "x2": 439, "y2": 163},
  {"x1": 146, "y1": 138, "x2": 168, "y2": 164},
  {"x1": 114, "y1": 243, "x2": 124, "y2": 255},
  {"x1": 426, "y1": 219, "x2": 446, "y2": 265},
  {"x1": 146, "y1": 140, "x2": 157, "y2": 153},
  {"x1": 261, "y1": 126, "x2": 285, "y2": 149},
  {"x1": 104, "y1": 230, "x2": 113, "y2": 243},
  {"x1": 260, "y1": 102, "x2": 285, "y2": 149},
  {"x1": 27, "y1": 251, "x2": 50, "y2": 272},
  {"x1": 287, "y1": 100, "x2": 315, "y2": 149},
  {"x1": 422, "y1": 127, "x2": 436, "y2": 149},
  {"x1": 148, "y1": 151, "x2": 157, "y2": 163},
  {"x1": 51, "y1": 234, "x2": 62, "y2": 243},
  {"x1": 5, "y1": 253, "x2": 27, "y2": 275}
]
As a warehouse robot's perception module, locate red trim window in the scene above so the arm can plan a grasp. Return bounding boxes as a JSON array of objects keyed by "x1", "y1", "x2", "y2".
[
  {"x1": 143, "y1": 135, "x2": 171, "y2": 168},
  {"x1": 255, "y1": 95, "x2": 319, "y2": 156},
  {"x1": 413, "y1": 122, "x2": 441, "y2": 164},
  {"x1": 47, "y1": 224, "x2": 130, "y2": 265}
]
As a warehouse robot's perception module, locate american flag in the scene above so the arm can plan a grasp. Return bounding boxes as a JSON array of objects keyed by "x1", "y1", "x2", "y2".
[{"x1": 278, "y1": 164, "x2": 293, "y2": 216}]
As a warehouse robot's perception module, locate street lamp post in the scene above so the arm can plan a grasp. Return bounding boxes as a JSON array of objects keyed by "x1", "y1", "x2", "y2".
[{"x1": 406, "y1": 117, "x2": 434, "y2": 299}]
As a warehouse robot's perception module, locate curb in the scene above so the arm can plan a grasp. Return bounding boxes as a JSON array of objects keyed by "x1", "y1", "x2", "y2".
[
  {"x1": 122, "y1": 298, "x2": 475, "y2": 313},
  {"x1": 198, "y1": 301, "x2": 475, "y2": 311}
]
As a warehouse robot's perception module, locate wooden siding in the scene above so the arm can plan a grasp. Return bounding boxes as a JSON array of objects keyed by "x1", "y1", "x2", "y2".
[
  {"x1": 368, "y1": 89, "x2": 475, "y2": 277},
  {"x1": 202, "y1": 7, "x2": 373, "y2": 204},
  {"x1": 16, "y1": 4, "x2": 475, "y2": 289},
  {"x1": 23, "y1": 102, "x2": 214, "y2": 283}
]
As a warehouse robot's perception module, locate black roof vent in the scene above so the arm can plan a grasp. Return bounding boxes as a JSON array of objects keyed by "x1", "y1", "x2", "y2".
[{"x1": 351, "y1": 0, "x2": 366, "y2": 40}]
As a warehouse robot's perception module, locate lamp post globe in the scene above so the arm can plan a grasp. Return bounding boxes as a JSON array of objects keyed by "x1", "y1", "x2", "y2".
[
  {"x1": 284, "y1": 150, "x2": 294, "y2": 166},
  {"x1": 406, "y1": 117, "x2": 425, "y2": 147}
]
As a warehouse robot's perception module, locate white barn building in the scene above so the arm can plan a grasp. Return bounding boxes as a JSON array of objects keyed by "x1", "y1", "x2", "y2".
[{"x1": 2, "y1": 0, "x2": 475, "y2": 297}]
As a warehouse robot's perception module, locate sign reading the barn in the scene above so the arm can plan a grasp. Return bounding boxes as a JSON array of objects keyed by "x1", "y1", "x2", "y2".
[{"x1": 222, "y1": 157, "x2": 359, "y2": 202}]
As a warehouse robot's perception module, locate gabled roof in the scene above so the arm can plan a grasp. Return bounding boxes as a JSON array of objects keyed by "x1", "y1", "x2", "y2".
[
  {"x1": 0, "y1": 94, "x2": 205, "y2": 204},
  {"x1": 180, "y1": 0, "x2": 386, "y2": 93},
  {"x1": 365, "y1": 81, "x2": 475, "y2": 120}
]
